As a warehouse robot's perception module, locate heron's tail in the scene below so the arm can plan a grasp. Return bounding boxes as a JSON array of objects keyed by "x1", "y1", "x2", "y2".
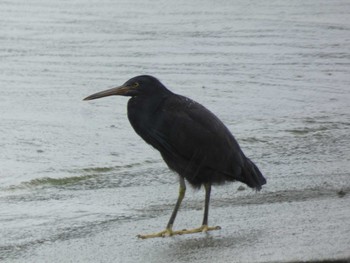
[{"x1": 241, "y1": 157, "x2": 266, "y2": 191}]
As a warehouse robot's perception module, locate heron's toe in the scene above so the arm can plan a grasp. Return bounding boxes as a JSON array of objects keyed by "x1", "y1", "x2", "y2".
[
  {"x1": 202, "y1": 225, "x2": 221, "y2": 232},
  {"x1": 137, "y1": 228, "x2": 173, "y2": 239}
]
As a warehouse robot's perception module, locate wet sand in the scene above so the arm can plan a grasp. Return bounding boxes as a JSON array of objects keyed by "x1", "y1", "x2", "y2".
[{"x1": 6, "y1": 185, "x2": 350, "y2": 263}]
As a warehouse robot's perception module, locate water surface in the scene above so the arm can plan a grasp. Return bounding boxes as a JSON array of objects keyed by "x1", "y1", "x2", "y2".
[{"x1": 1, "y1": 0, "x2": 350, "y2": 262}]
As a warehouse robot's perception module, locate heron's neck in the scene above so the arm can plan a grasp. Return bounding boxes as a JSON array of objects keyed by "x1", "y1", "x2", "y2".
[{"x1": 127, "y1": 94, "x2": 168, "y2": 130}]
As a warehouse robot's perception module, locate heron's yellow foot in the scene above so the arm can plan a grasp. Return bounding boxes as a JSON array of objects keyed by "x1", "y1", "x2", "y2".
[
  {"x1": 175, "y1": 225, "x2": 221, "y2": 235},
  {"x1": 137, "y1": 228, "x2": 174, "y2": 239},
  {"x1": 137, "y1": 225, "x2": 221, "y2": 239}
]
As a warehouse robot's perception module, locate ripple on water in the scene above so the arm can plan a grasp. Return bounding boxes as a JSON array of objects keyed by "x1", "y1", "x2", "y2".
[{"x1": 2, "y1": 160, "x2": 175, "y2": 194}]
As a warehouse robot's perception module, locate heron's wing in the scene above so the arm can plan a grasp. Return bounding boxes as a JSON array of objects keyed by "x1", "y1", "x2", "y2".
[{"x1": 148, "y1": 95, "x2": 245, "y2": 176}]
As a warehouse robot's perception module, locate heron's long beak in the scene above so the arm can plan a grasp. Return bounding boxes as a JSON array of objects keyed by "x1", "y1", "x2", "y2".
[{"x1": 83, "y1": 85, "x2": 131, "y2": 101}]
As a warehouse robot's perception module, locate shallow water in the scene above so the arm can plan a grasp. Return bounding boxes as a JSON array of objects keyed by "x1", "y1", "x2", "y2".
[{"x1": 1, "y1": 0, "x2": 350, "y2": 262}]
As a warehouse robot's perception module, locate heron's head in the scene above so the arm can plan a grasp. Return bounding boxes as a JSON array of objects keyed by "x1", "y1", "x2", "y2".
[{"x1": 83, "y1": 75, "x2": 170, "y2": 101}]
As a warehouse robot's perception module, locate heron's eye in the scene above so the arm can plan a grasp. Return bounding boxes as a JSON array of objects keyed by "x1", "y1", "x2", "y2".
[{"x1": 132, "y1": 82, "x2": 139, "y2": 88}]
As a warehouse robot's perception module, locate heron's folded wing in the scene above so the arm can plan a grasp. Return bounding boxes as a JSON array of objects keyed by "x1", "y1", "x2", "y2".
[{"x1": 148, "y1": 96, "x2": 245, "y2": 174}]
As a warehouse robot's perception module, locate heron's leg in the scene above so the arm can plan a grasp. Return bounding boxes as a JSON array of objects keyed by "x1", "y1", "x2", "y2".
[
  {"x1": 137, "y1": 177, "x2": 186, "y2": 239},
  {"x1": 171, "y1": 183, "x2": 221, "y2": 235},
  {"x1": 201, "y1": 183, "x2": 221, "y2": 231},
  {"x1": 166, "y1": 176, "x2": 186, "y2": 230},
  {"x1": 137, "y1": 181, "x2": 220, "y2": 239},
  {"x1": 202, "y1": 182, "x2": 211, "y2": 226}
]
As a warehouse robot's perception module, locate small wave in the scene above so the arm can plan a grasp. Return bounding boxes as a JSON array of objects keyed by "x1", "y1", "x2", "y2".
[
  {"x1": 285, "y1": 128, "x2": 312, "y2": 135},
  {"x1": 2, "y1": 167, "x2": 116, "y2": 191},
  {"x1": 285, "y1": 125, "x2": 334, "y2": 136},
  {"x1": 17, "y1": 174, "x2": 98, "y2": 189},
  {"x1": 241, "y1": 137, "x2": 268, "y2": 143},
  {"x1": 3, "y1": 161, "x2": 171, "y2": 192},
  {"x1": 82, "y1": 167, "x2": 114, "y2": 173}
]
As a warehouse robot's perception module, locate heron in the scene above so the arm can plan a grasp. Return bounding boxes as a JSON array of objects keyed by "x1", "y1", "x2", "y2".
[{"x1": 83, "y1": 75, "x2": 266, "y2": 239}]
